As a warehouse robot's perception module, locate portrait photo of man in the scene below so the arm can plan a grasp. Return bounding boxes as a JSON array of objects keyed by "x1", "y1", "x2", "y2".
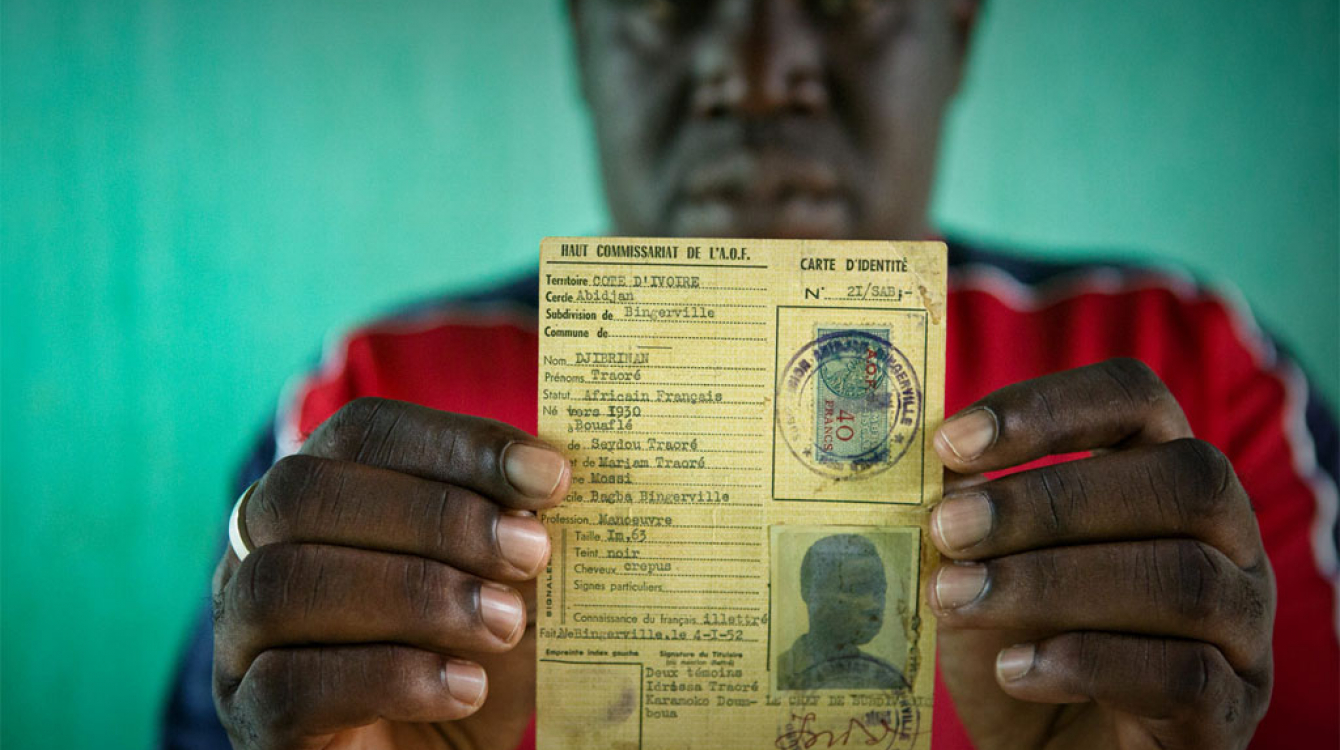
[{"x1": 773, "y1": 528, "x2": 919, "y2": 692}]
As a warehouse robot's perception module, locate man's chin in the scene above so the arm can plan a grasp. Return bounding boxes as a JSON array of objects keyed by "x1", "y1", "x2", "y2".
[
  {"x1": 849, "y1": 622, "x2": 884, "y2": 647},
  {"x1": 668, "y1": 197, "x2": 853, "y2": 240}
]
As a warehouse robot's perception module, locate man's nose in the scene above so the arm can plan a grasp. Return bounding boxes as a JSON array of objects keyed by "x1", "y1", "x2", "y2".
[{"x1": 692, "y1": 0, "x2": 827, "y2": 119}]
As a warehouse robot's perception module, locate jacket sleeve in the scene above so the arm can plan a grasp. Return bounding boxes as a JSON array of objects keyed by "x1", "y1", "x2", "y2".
[{"x1": 1194, "y1": 293, "x2": 1340, "y2": 748}]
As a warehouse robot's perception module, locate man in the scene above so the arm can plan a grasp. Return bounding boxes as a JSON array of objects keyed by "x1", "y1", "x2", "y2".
[
  {"x1": 776, "y1": 534, "x2": 908, "y2": 691},
  {"x1": 164, "y1": 1, "x2": 1338, "y2": 748}
]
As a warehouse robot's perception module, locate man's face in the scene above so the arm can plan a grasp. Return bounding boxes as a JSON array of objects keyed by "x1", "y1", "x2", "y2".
[
  {"x1": 571, "y1": 0, "x2": 970, "y2": 240},
  {"x1": 807, "y1": 551, "x2": 887, "y2": 647}
]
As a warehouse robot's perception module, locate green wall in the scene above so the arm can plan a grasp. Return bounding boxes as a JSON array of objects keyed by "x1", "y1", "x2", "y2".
[
  {"x1": 936, "y1": 0, "x2": 1339, "y2": 382},
  {"x1": 2, "y1": 1, "x2": 1335, "y2": 747}
]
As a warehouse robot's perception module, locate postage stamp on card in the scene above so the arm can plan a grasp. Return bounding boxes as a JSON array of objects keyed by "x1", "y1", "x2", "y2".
[
  {"x1": 814, "y1": 327, "x2": 893, "y2": 465},
  {"x1": 779, "y1": 328, "x2": 922, "y2": 480}
]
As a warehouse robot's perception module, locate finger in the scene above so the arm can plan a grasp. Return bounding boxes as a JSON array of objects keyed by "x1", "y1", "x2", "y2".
[
  {"x1": 934, "y1": 358, "x2": 1192, "y2": 474},
  {"x1": 247, "y1": 454, "x2": 551, "y2": 580},
  {"x1": 930, "y1": 439, "x2": 1262, "y2": 568},
  {"x1": 222, "y1": 645, "x2": 487, "y2": 742},
  {"x1": 928, "y1": 540, "x2": 1274, "y2": 672},
  {"x1": 214, "y1": 543, "x2": 526, "y2": 684},
  {"x1": 301, "y1": 397, "x2": 570, "y2": 511},
  {"x1": 994, "y1": 632, "x2": 1269, "y2": 744}
]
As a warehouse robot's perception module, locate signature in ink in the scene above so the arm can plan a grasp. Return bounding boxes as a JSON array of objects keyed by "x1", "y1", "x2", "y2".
[{"x1": 775, "y1": 708, "x2": 916, "y2": 750}]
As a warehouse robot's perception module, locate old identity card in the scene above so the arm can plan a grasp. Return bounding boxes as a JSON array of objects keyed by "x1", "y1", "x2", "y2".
[{"x1": 536, "y1": 237, "x2": 946, "y2": 749}]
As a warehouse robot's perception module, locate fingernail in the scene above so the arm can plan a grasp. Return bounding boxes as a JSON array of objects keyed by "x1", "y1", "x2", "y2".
[
  {"x1": 497, "y1": 512, "x2": 551, "y2": 575},
  {"x1": 933, "y1": 494, "x2": 993, "y2": 551},
  {"x1": 502, "y1": 443, "x2": 568, "y2": 499},
  {"x1": 934, "y1": 563, "x2": 988, "y2": 610},
  {"x1": 444, "y1": 659, "x2": 487, "y2": 706},
  {"x1": 938, "y1": 408, "x2": 998, "y2": 462},
  {"x1": 996, "y1": 644, "x2": 1035, "y2": 682},
  {"x1": 479, "y1": 583, "x2": 524, "y2": 643}
]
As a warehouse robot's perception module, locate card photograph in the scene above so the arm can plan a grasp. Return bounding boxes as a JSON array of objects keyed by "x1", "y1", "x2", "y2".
[{"x1": 771, "y1": 526, "x2": 921, "y2": 692}]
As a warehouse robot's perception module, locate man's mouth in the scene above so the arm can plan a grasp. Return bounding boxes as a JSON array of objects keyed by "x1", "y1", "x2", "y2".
[
  {"x1": 671, "y1": 150, "x2": 852, "y2": 238},
  {"x1": 681, "y1": 150, "x2": 839, "y2": 201}
]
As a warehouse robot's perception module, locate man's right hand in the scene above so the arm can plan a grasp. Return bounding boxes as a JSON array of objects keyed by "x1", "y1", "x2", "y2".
[{"x1": 211, "y1": 398, "x2": 568, "y2": 750}]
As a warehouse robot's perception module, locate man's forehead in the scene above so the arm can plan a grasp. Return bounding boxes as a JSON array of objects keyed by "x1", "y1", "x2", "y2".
[{"x1": 812, "y1": 550, "x2": 886, "y2": 585}]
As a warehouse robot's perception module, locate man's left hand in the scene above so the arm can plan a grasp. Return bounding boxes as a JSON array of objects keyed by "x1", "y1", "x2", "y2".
[{"x1": 930, "y1": 358, "x2": 1274, "y2": 750}]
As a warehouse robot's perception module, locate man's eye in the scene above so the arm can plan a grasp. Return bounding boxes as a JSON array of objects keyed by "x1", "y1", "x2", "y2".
[
  {"x1": 811, "y1": 0, "x2": 902, "y2": 22},
  {"x1": 611, "y1": 0, "x2": 713, "y2": 50},
  {"x1": 635, "y1": 0, "x2": 677, "y2": 25},
  {"x1": 613, "y1": 0, "x2": 702, "y2": 27}
]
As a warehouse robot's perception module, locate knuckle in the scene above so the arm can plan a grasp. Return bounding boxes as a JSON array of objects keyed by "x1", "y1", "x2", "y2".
[
  {"x1": 441, "y1": 415, "x2": 527, "y2": 490},
  {"x1": 263, "y1": 454, "x2": 322, "y2": 495},
  {"x1": 1012, "y1": 548, "x2": 1066, "y2": 604},
  {"x1": 418, "y1": 486, "x2": 496, "y2": 567},
  {"x1": 1096, "y1": 357, "x2": 1180, "y2": 421},
  {"x1": 335, "y1": 396, "x2": 387, "y2": 429},
  {"x1": 1236, "y1": 576, "x2": 1273, "y2": 640},
  {"x1": 315, "y1": 396, "x2": 394, "y2": 457},
  {"x1": 216, "y1": 691, "x2": 267, "y2": 749},
  {"x1": 211, "y1": 588, "x2": 229, "y2": 627},
  {"x1": 986, "y1": 384, "x2": 1059, "y2": 450},
  {"x1": 1151, "y1": 439, "x2": 1250, "y2": 542},
  {"x1": 1164, "y1": 642, "x2": 1230, "y2": 712},
  {"x1": 1157, "y1": 539, "x2": 1229, "y2": 622},
  {"x1": 1245, "y1": 652, "x2": 1274, "y2": 720},
  {"x1": 404, "y1": 557, "x2": 470, "y2": 631},
  {"x1": 1234, "y1": 562, "x2": 1276, "y2": 659},
  {"x1": 1018, "y1": 463, "x2": 1083, "y2": 537},
  {"x1": 1011, "y1": 384, "x2": 1060, "y2": 430},
  {"x1": 212, "y1": 664, "x2": 243, "y2": 713},
  {"x1": 1102, "y1": 357, "x2": 1166, "y2": 400},
  {"x1": 227, "y1": 545, "x2": 300, "y2": 631},
  {"x1": 1171, "y1": 438, "x2": 1238, "y2": 511},
  {"x1": 245, "y1": 650, "x2": 314, "y2": 731},
  {"x1": 1071, "y1": 632, "x2": 1108, "y2": 694},
  {"x1": 252, "y1": 455, "x2": 326, "y2": 539}
]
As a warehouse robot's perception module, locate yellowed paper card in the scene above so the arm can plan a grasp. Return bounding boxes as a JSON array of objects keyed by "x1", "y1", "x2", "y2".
[{"x1": 536, "y1": 237, "x2": 946, "y2": 750}]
